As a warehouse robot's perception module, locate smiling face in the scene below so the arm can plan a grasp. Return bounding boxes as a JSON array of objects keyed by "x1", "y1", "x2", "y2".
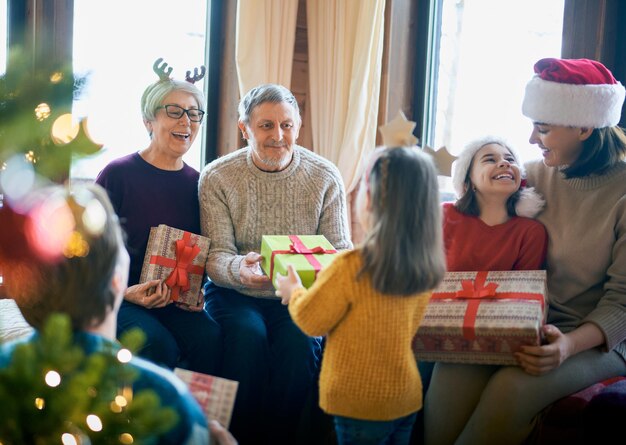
[
  {"x1": 239, "y1": 101, "x2": 301, "y2": 172},
  {"x1": 146, "y1": 90, "x2": 202, "y2": 159},
  {"x1": 469, "y1": 143, "x2": 521, "y2": 200},
  {"x1": 528, "y1": 123, "x2": 588, "y2": 168}
]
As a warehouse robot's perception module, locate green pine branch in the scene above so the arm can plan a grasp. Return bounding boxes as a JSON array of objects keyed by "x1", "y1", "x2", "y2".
[{"x1": 0, "y1": 313, "x2": 178, "y2": 444}]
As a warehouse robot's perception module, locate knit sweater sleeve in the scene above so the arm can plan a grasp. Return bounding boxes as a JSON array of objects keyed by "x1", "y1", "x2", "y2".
[
  {"x1": 288, "y1": 252, "x2": 352, "y2": 337},
  {"x1": 590, "y1": 194, "x2": 626, "y2": 350},
  {"x1": 526, "y1": 160, "x2": 626, "y2": 352},
  {"x1": 316, "y1": 161, "x2": 353, "y2": 251},
  {"x1": 198, "y1": 160, "x2": 244, "y2": 290}
]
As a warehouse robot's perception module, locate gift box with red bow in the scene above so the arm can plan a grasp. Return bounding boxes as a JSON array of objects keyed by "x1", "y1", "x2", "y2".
[
  {"x1": 413, "y1": 270, "x2": 547, "y2": 365},
  {"x1": 174, "y1": 368, "x2": 238, "y2": 430},
  {"x1": 260, "y1": 235, "x2": 338, "y2": 289},
  {"x1": 139, "y1": 225, "x2": 210, "y2": 309}
]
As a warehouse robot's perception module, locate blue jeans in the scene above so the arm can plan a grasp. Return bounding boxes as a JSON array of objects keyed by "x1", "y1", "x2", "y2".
[
  {"x1": 204, "y1": 282, "x2": 322, "y2": 445},
  {"x1": 334, "y1": 412, "x2": 418, "y2": 445},
  {"x1": 117, "y1": 300, "x2": 222, "y2": 374}
]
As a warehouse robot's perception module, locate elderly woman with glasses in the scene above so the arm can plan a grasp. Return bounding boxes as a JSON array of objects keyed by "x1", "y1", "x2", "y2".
[{"x1": 95, "y1": 59, "x2": 222, "y2": 375}]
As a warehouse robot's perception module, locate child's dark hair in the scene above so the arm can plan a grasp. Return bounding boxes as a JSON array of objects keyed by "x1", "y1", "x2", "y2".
[
  {"x1": 12, "y1": 184, "x2": 122, "y2": 331},
  {"x1": 359, "y1": 147, "x2": 446, "y2": 295}
]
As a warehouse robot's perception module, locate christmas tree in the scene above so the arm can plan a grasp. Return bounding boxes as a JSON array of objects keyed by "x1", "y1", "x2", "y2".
[
  {"x1": 0, "y1": 49, "x2": 178, "y2": 444},
  {"x1": 0, "y1": 313, "x2": 178, "y2": 444},
  {"x1": 0, "y1": 46, "x2": 102, "y2": 181}
]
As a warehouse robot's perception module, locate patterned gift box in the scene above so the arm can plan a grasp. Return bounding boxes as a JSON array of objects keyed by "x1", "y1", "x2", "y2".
[
  {"x1": 260, "y1": 235, "x2": 338, "y2": 289},
  {"x1": 174, "y1": 368, "x2": 239, "y2": 430},
  {"x1": 139, "y1": 225, "x2": 210, "y2": 309},
  {"x1": 413, "y1": 270, "x2": 547, "y2": 365}
]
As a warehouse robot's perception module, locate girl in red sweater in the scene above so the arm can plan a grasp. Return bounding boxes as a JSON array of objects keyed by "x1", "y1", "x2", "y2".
[
  {"x1": 444, "y1": 135, "x2": 548, "y2": 271},
  {"x1": 415, "y1": 136, "x2": 549, "y2": 443}
]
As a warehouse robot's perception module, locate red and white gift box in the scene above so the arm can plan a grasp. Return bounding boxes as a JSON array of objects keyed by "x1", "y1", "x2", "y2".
[
  {"x1": 413, "y1": 270, "x2": 547, "y2": 365},
  {"x1": 174, "y1": 368, "x2": 238, "y2": 429},
  {"x1": 139, "y1": 225, "x2": 210, "y2": 309}
]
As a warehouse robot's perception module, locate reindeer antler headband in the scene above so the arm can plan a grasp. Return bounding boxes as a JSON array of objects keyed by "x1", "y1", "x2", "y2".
[{"x1": 152, "y1": 57, "x2": 206, "y2": 84}]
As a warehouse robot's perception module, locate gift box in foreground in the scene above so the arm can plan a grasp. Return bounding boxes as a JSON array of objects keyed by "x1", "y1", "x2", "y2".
[
  {"x1": 174, "y1": 368, "x2": 238, "y2": 430},
  {"x1": 260, "y1": 235, "x2": 338, "y2": 289},
  {"x1": 413, "y1": 270, "x2": 547, "y2": 365},
  {"x1": 140, "y1": 225, "x2": 210, "y2": 308}
]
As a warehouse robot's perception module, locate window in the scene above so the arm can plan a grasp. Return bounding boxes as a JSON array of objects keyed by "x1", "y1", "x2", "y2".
[
  {"x1": 70, "y1": 0, "x2": 209, "y2": 181},
  {"x1": 424, "y1": 0, "x2": 564, "y2": 191},
  {"x1": 1, "y1": 0, "x2": 6, "y2": 75}
]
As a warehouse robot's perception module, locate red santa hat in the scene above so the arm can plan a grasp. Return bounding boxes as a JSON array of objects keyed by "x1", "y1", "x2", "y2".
[{"x1": 522, "y1": 58, "x2": 625, "y2": 128}]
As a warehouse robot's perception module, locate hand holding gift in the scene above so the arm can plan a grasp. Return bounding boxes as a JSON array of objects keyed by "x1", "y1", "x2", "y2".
[
  {"x1": 413, "y1": 270, "x2": 547, "y2": 366},
  {"x1": 239, "y1": 252, "x2": 273, "y2": 290},
  {"x1": 260, "y1": 235, "x2": 338, "y2": 291},
  {"x1": 275, "y1": 265, "x2": 304, "y2": 305},
  {"x1": 139, "y1": 225, "x2": 210, "y2": 310},
  {"x1": 124, "y1": 279, "x2": 171, "y2": 308}
]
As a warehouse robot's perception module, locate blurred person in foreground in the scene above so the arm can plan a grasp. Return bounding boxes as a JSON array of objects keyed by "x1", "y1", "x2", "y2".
[{"x1": 1, "y1": 183, "x2": 236, "y2": 444}]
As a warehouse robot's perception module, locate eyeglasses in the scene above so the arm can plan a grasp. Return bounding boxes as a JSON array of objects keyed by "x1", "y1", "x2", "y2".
[{"x1": 157, "y1": 104, "x2": 205, "y2": 122}]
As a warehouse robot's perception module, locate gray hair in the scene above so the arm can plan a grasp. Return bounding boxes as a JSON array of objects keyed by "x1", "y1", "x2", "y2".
[
  {"x1": 141, "y1": 79, "x2": 206, "y2": 122},
  {"x1": 238, "y1": 83, "x2": 300, "y2": 124}
]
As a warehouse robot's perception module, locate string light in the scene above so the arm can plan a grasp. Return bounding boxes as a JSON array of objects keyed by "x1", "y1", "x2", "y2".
[
  {"x1": 34, "y1": 103, "x2": 51, "y2": 121},
  {"x1": 119, "y1": 433, "x2": 134, "y2": 444},
  {"x1": 24, "y1": 150, "x2": 37, "y2": 163},
  {"x1": 109, "y1": 400, "x2": 123, "y2": 413},
  {"x1": 86, "y1": 414, "x2": 102, "y2": 432},
  {"x1": 60, "y1": 433, "x2": 78, "y2": 445},
  {"x1": 0, "y1": 155, "x2": 35, "y2": 203},
  {"x1": 45, "y1": 370, "x2": 61, "y2": 387},
  {"x1": 122, "y1": 386, "x2": 133, "y2": 402},
  {"x1": 51, "y1": 113, "x2": 79, "y2": 145},
  {"x1": 81, "y1": 199, "x2": 107, "y2": 236},
  {"x1": 63, "y1": 231, "x2": 90, "y2": 258},
  {"x1": 117, "y1": 349, "x2": 132, "y2": 363},
  {"x1": 50, "y1": 72, "x2": 64, "y2": 83},
  {"x1": 115, "y1": 395, "x2": 128, "y2": 407}
]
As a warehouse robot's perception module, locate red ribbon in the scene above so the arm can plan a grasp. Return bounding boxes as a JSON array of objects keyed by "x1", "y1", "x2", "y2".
[
  {"x1": 430, "y1": 271, "x2": 544, "y2": 341},
  {"x1": 269, "y1": 235, "x2": 337, "y2": 281},
  {"x1": 149, "y1": 231, "x2": 204, "y2": 301}
]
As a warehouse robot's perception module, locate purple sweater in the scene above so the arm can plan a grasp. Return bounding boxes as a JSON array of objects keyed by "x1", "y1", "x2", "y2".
[{"x1": 95, "y1": 153, "x2": 201, "y2": 286}]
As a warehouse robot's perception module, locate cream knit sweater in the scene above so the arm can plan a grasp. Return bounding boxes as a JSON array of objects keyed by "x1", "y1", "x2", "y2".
[
  {"x1": 199, "y1": 145, "x2": 352, "y2": 298},
  {"x1": 525, "y1": 160, "x2": 626, "y2": 360}
]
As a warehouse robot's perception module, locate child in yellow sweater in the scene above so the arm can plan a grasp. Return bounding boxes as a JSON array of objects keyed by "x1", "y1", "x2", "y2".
[{"x1": 276, "y1": 146, "x2": 446, "y2": 445}]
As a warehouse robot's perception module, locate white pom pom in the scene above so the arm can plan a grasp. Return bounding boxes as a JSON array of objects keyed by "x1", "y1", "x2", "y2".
[{"x1": 515, "y1": 187, "x2": 545, "y2": 218}]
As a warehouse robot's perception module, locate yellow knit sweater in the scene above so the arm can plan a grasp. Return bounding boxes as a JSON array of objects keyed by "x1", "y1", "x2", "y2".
[{"x1": 289, "y1": 249, "x2": 431, "y2": 421}]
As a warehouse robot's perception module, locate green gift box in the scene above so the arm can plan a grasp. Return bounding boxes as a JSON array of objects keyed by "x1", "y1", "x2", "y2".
[{"x1": 260, "y1": 235, "x2": 338, "y2": 289}]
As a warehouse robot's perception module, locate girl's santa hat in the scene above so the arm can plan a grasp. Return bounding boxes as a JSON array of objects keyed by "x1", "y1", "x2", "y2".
[
  {"x1": 522, "y1": 58, "x2": 625, "y2": 128},
  {"x1": 452, "y1": 136, "x2": 545, "y2": 218}
]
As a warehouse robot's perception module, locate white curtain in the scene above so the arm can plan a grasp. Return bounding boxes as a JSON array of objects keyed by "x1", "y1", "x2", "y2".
[
  {"x1": 235, "y1": 0, "x2": 299, "y2": 97},
  {"x1": 306, "y1": 0, "x2": 386, "y2": 193}
]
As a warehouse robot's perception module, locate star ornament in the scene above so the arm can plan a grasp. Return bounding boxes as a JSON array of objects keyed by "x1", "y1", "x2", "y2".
[
  {"x1": 378, "y1": 111, "x2": 418, "y2": 147},
  {"x1": 423, "y1": 145, "x2": 458, "y2": 177}
]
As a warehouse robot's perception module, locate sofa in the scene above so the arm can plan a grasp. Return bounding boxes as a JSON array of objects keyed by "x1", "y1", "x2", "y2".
[{"x1": 534, "y1": 375, "x2": 626, "y2": 444}]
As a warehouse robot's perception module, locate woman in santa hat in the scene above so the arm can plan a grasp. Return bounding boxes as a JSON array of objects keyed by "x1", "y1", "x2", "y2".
[{"x1": 424, "y1": 57, "x2": 626, "y2": 445}]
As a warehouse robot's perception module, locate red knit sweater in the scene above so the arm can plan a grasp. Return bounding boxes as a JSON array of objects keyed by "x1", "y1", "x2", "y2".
[{"x1": 443, "y1": 202, "x2": 548, "y2": 271}]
